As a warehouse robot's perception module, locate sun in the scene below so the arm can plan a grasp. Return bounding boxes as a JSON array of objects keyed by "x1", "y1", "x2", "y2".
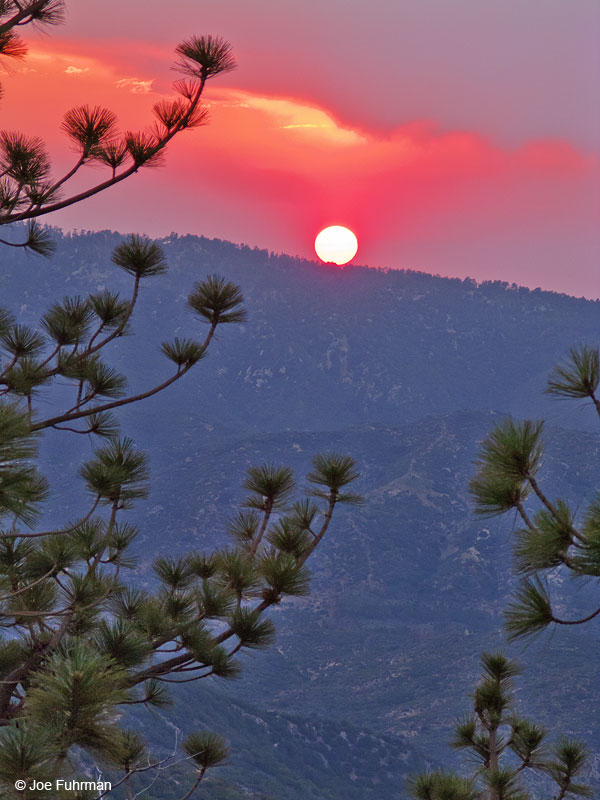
[{"x1": 315, "y1": 225, "x2": 358, "y2": 265}]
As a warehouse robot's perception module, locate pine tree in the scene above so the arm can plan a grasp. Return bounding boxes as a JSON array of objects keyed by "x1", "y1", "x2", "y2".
[
  {"x1": 0, "y1": 234, "x2": 360, "y2": 798},
  {"x1": 0, "y1": 1, "x2": 231, "y2": 254},
  {"x1": 410, "y1": 653, "x2": 591, "y2": 800},
  {"x1": 470, "y1": 346, "x2": 600, "y2": 640},
  {"x1": 0, "y1": 7, "x2": 361, "y2": 796}
]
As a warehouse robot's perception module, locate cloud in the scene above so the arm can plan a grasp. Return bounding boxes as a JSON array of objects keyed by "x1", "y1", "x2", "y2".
[
  {"x1": 4, "y1": 36, "x2": 598, "y2": 296},
  {"x1": 115, "y1": 77, "x2": 154, "y2": 94},
  {"x1": 65, "y1": 65, "x2": 90, "y2": 75},
  {"x1": 229, "y1": 92, "x2": 366, "y2": 146}
]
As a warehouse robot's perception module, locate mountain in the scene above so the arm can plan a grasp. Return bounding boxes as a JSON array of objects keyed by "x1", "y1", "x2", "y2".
[
  {"x1": 123, "y1": 412, "x2": 598, "y2": 795},
  {"x1": 125, "y1": 685, "x2": 424, "y2": 799},
  {"x1": 2, "y1": 227, "x2": 599, "y2": 797},
  {"x1": 5, "y1": 225, "x2": 600, "y2": 440}
]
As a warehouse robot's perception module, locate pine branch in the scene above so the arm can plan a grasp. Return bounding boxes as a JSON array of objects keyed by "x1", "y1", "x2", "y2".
[
  {"x1": 515, "y1": 501, "x2": 535, "y2": 531},
  {"x1": 0, "y1": 220, "x2": 55, "y2": 255},
  {"x1": 0, "y1": 0, "x2": 64, "y2": 34},
  {"x1": 41, "y1": 151, "x2": 85, "y2": 200},
  {"x1": 297, "y1": 494, "x2": 336, "y2": 566},
  {"x1": 0, "y1": 75, "x2": 207, "y2": 225},
  {"x1": 31, "y1": 322, "x2": 216, "y2": 430},
  {"x1": 552, "y1": 606, "x2": 600, "y2": 626},
  {"x1": 31, "y1": 262, "x2": 142, "y2": 392},
  {"x1": 246, "y1": 502, "x2": 273, "y2": 559},
  {"x1": 178, "y1": 769, "x2": 206, "y2": 800},
  {"x1": 525, "y1": 473, "x2": 584, "y2": 544},
  {"x1": 128, "y1": 598, "x2": 273, "y2": 686},
  {"x1": 152, "y1": 671, "x2": 213, "y2": 684},
  {"x1": 546, "y1": 345, "x2": 600, "y2": 419},
  {"x1": 82, "y1": 273, "x2": 140, "y2": 357},
  {"x1": 34, "y1": 363, "x2": 188, "y2": 430},
  {"x1": 0, "y1": 562, "x2": 56, "y2": 600},
  {"x1": 0, "y1": 495, "x2": 99, "y2": 538}
]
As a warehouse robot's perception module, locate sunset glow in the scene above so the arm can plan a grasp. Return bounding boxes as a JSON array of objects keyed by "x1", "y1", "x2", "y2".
[{"x1": 1, "y1": 1, "x2": 598, "y2": 296}]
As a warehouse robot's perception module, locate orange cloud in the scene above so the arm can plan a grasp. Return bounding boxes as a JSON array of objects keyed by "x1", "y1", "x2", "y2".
[
  {"x1": 64, "y1": 65, "x2": 90, "y2": 75},
  {"x1": 115, "y1": 77, "x2": 154, "y2": 94}
]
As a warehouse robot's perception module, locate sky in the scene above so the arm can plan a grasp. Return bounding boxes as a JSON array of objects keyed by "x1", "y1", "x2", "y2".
[{"x1": 3, "y1": 0, "x2": 599, "y2": 296}]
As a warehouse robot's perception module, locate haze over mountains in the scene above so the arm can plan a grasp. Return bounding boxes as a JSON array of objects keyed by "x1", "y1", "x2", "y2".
[{"x1": 3, "y1": 228, "x2": 599, "y2": 798}]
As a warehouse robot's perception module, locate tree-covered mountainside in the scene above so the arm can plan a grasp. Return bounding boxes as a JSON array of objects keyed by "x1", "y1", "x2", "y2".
[
  {"x1": 2, "y1": 227, "x2": 599, "y2": 797},
  {"x1": 156, "y1": 416, "x2": 598, "y2": 750},
  {"x1": 125, "y1": 684, "x2": 424, "y2": 799},
  {"x1": 4, "y1": 225, "x2": 600, "y2": 438}
]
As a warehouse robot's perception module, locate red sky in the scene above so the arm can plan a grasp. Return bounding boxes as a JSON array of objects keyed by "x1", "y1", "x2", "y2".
[{"x1": 2, "y1": 1, "x2": 599, "y2": 297}]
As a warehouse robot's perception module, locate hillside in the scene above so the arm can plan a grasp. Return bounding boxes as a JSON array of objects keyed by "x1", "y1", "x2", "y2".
[
  {"x1": 138, "y1": 412, "x2": 600, "y2": 796},
  {"x1": 126, "y1": 686, "x2": 425, "y2": 799},
  {"x1": 4, "y1": 225, "x2": 600, "y2": 440},
  {"x1": 2, "y1": 227, "x2": 599, "y2": 797}
]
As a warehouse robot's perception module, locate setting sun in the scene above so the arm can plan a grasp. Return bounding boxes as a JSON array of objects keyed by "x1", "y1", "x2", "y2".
[{"x1": 314, "y1": 226, "x2": 358, "y2": 265}]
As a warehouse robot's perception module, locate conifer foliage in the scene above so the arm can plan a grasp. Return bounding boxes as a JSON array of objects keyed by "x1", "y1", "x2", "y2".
[
  {"x1": 410, "y1": 653, "x2": 591, "y2": 800},
  {"x1": 0, "y1": 233, "x2": 360, "y2": 798},
  {"x1": 0, "y1": 11, "x2": 361, "y2": 793},
  {"x1": 470, "y1": 345, "x2": 600, "y2": 639},
  {"x1": 0, "y1": 0, "x2": 229, "y2": 254}
]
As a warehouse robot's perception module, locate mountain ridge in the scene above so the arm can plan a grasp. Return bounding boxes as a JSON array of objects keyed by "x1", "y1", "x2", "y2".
[{"x1": 2, "y1": 227, "x2": 599, "y2": 797}]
